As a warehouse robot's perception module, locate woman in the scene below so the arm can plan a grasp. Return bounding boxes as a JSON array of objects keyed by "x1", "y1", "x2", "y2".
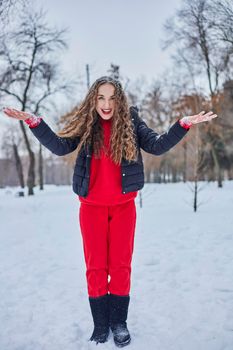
[{"x1": 3, "y1": 76, "x2": 217, "y2": 348}]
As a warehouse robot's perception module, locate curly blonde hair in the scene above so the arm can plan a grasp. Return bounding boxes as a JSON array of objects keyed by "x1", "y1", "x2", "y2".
[{"x1": 57, "y1": 76, "x2": 138, "y2": 165}]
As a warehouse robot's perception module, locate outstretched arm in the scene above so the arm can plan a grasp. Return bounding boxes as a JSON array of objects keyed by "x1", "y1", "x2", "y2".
[
  {"x1": 3, "y1": 107, "x2": 80, "y2": 156},
  {"x1": 136, "y1": 110, "x2": 217, "y2": 156}
]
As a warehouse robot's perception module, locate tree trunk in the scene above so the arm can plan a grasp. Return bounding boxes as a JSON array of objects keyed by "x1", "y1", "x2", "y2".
[
  {"x1": 19, "y1": 120, "x2": 35, "y2": 195},
  {"x1": 27, "y1": 150, "x2": 35, "y2": 195},
  {"x1": 211, "y1": 145, "x2": 223, "y2": 188},
  {"x1": 194, "y1": 177, "x2": 197, "y2": 212},
  {"x1": 12, "y1": 143, "x2": 25, "y2": 188},
  {"x1": 39, "y1": 143, "x2": 44, "y2": 190},
  {"x1": 183, "y1": 142, "x2": 187, "y2": 183},
  {"x1": 172, "y1": 166, "x2": 177, "y2": 183}
]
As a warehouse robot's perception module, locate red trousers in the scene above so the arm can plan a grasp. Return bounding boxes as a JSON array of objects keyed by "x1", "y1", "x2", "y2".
[{"x1": 78, "y1": 199, "x2": 137, "y2": 297}]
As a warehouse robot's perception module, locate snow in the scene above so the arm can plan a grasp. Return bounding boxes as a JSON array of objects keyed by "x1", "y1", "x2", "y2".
[{"x1": 1, "y1": 181, "x2": 233, "y2": 350}]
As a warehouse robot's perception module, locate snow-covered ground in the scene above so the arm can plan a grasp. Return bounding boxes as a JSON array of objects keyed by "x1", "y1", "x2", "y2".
[{"x1": 1, "y1": 181, "x2": 233, "y2": 350}]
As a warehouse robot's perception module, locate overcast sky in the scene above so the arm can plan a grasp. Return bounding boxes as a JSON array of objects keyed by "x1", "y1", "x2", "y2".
[
  {"x1": 0, "y1": 0, "x2": 184, "y2": 148},
  {"x1": 36, "y1": 0, "x2": 183, "y2": 86}
]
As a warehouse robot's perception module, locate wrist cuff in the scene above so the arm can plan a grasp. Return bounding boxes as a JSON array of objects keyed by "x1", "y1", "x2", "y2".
[
  {"x1": 24, "y1": 115, "x2": 42, "y2": 128},
  {"x1": 179, "y1": 117, "x2": 192, "y2": 130}
]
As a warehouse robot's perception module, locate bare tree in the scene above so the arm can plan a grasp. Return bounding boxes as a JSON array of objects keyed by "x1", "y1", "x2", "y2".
[
  {"x1": 0, "y1": 8, "x2": 76, "y2": 195},
  {"x1": 0, "y1": 0, "x2": 25, "y2": 19},
  {"x1": 1, "y1": 124, "x2": 25, "y2": 188},
  {"x1": 0, "y1": 0, "x2": 29, "y2": 41},
  {"x1": 212, "y1": 1, "x2": 233, "y2": 49},
  {"x1": 163, "y1": 0, "x2": 230, "y2": 187},
  {"x1": 163, "y1": 0, "x2": 229, "y2": 96}
]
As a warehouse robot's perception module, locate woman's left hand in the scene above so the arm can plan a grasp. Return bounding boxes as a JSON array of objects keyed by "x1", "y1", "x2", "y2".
[{"x1": 180, "y1": 111, "x2": 218, "y2": 126}]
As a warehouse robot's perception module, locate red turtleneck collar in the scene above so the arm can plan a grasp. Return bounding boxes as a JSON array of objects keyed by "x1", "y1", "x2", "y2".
[{"x1": 99, "y1": 116, "x2": 112, "y2": 124}]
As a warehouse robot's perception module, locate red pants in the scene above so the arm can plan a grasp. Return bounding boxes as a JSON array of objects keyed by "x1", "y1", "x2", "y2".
[{"x1": 78, "y1": 199, "x2": 137, "y2": 297}]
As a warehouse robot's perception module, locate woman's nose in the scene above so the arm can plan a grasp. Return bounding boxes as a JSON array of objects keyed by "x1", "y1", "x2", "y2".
[{"x1": 103, "y1": 101, "x2": 110, "y2": 108}]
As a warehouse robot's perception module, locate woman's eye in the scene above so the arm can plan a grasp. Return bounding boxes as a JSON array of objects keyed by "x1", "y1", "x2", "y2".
[{"x1": 98, "y1": 96, "x2": 115, "y2": 101}]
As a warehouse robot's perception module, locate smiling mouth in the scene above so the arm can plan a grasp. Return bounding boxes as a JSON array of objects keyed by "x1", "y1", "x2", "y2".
[{"x1": 101, "y1": 109, "x2": 112, "y2": 115}]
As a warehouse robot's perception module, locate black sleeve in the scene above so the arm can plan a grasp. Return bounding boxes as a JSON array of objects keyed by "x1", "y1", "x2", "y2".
[
  {"x1": 29, "y1": 119, "x2": 80, "y2": 156},
  {"x1": 136, "y1": 115, "x2": 189, "y2": 156}
]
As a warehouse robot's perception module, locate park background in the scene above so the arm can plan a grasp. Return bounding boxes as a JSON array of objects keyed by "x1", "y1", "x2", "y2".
[{"x1": 0, "y1": 0, "x2": 233, "y2": 349}]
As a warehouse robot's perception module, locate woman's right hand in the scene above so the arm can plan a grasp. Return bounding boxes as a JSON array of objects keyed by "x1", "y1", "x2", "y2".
[{"x1": 2, "y1": 107, "x2": 34, "y2": 121}]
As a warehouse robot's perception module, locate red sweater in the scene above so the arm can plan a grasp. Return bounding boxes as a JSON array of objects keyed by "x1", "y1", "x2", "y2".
[{"x1": 78, "y1": 117, "x2": 138, "y2": 205}]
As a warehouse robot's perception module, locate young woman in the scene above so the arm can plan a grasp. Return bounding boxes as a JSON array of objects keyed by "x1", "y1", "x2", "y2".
[{"x1": 3, "y1": 76, "x2": 217, "y2": 347}]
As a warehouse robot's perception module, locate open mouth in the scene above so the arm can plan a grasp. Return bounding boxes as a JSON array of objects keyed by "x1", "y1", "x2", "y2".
[{"x1": 101, "y1": 109, "x2": 112, "y2": 115}]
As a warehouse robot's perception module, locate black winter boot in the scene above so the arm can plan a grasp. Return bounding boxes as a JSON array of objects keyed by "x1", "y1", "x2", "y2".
[
  {"x1": 88, "y1": 294, "x2": 110, "y2": 344},
  {"x1": 109, "y1": 294, "x2": 131, "y2": 348}
]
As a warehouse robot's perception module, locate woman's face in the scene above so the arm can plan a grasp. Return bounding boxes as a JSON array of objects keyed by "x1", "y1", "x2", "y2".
[{"x1": 95, "y1": 83, "x2": 116, "y2": 120}]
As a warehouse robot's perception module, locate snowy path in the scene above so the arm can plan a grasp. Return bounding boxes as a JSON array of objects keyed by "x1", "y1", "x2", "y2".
[{"x1": 0, "y1": 182, "x2": 233, "y2": 350}]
